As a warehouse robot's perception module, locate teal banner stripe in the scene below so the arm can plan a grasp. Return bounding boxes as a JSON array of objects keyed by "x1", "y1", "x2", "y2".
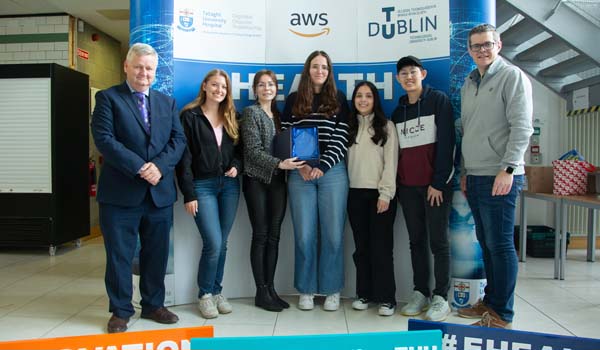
[
  {"x1": 0, "y1": 33, "x2": 68, "y2": 44},
  {"x1": 191, "y1": 330, "x2": 442, "y2": 350}
]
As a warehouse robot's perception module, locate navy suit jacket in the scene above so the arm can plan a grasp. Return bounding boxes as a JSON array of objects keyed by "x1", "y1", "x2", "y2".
[{"x1": 91, "y1": 82, "x2": 186, "y2": 208}]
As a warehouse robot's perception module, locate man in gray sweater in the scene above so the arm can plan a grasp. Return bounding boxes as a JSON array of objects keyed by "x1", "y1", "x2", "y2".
[{"x1": 458, "y1": 24, "x2": 533, "y2": 329}]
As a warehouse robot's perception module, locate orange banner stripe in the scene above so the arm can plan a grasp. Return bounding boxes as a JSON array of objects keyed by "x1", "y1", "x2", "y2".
[{"x1": 0, "y1": 326, "x2": 213, "y2": 350}]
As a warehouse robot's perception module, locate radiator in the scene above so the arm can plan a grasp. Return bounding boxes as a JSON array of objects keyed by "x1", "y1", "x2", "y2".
[{"x1": 564, "y1": 109, "x2": 600, "y2": 236}]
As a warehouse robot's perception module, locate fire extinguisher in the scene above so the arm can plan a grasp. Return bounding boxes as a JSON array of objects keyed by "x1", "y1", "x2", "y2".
[{"x1": 89, "y1": 159, "x2": 97, "y2": 197}]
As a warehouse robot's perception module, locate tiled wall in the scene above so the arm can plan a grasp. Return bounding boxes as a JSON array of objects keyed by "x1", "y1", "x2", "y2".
[
  {"x1": 75, "y1": 21, "x2": 123, "y2": 89},
  {"x1": 75, "y1": 22, "x2": 123, "y2": 230},
  {"x1": 0, "y1": 15, "x2": 70, "y2": 67}
]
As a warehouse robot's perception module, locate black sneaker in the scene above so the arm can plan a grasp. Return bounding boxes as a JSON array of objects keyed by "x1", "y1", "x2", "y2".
[
  {"x1": 352, "y1": 298, "x2": 370, "y2": 310},
  {"x1": 378, "y1": 302, "x2": 396, "y2": 316}
]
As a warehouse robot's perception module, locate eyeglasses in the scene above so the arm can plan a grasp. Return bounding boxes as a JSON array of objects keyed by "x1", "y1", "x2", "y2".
[
  {"x1": 398, "y1": 69, "x2": 421, "y2": 79},
  {"x1": 257, "y1": 82, "x2": 276, "y2": 88},
  {"x1": 469, "y1": 41, "x2": 497, "y2": 52}
]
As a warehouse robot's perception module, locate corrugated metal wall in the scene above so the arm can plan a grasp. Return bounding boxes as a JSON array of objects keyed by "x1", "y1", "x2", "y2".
[{"x1": 564, "y1": 110, "x2": 600, "y2": 235}]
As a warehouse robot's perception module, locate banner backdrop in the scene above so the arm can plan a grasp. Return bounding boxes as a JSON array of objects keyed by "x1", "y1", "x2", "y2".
[
  {"x1": 172, "y1": 0, "x2": 450, "y2": 115},
  {"x1": 129, "y1": 0, "x2": 494, "y2": 304},
  {"x1": 447, "y1": 0, "x2": 495, "y2": 309}
]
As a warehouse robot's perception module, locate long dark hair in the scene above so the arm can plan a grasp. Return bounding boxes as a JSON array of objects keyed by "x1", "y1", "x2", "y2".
[
  {"x1": 252, "y1": 69, "x2": 281, "y2": 132},
  {"x1": 348, "y1": 81, "x2": 388, "y2": 146},
  {"x1": 292, "y1": 50, "x2": 339, "y2": 118}
]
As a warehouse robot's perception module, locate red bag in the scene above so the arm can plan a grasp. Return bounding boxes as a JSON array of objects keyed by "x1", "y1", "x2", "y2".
[{"x1": 552, "y1": 160, "x2": 595, "y2": 195}]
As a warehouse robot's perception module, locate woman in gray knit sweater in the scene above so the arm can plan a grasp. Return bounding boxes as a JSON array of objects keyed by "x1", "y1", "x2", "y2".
[{"x1": 240, "y1": 70, "x2": 305, "y2": 312}]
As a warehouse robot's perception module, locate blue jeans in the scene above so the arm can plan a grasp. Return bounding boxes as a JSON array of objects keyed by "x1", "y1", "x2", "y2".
[
  {"x1": 287, "y1": 162, "x2": 349, "y2": 294},
  {"x1": 193, "y1": 176, "x2": 240, "y2": 297},
  {"x1": 466, "y1": 175, "x2": 524, "y2": 322}
]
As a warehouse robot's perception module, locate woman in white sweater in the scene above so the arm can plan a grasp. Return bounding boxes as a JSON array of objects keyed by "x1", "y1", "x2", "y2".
[{"x1": 346, "y1": 81, "x2": 399, "y2": 316}]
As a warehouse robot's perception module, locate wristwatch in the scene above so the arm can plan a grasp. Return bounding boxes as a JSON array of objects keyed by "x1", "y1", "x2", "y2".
[{"x1": 504, "y1": 166, "x2": 515, "y2": 174}]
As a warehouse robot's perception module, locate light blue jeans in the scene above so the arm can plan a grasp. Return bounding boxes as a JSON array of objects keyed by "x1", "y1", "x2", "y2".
[
  {"x1": 193, "y1": 176, "x2": 240, "y2": 297},
  {"x1": 287, "y1": 162, "x2": 348, "y2": 294}
]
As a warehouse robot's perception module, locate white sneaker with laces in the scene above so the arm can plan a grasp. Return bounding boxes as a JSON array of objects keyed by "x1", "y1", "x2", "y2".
[
  {"x1": 425, "y1": 295, "x2": 450, "y2": 321},
  {"x1": 323, "y1": 293, "x2": 340, "y2": 311},
  {"x1": 298, "y1": 294, "x2": 314, "y2": 310},
  {"x1": 352, "y1": 298, "x2": 370, "y2": 310},
  {"x1": 198, "y1": 293, "x2": 218, "y2": 319},
  {"x1": 213, "y1": 294, "x2": 233, "y2": 314},
  {"x1": 400, "y1": 291, "x2": 430, "y2": 316},
  {"x1": 378, "y1": 303, "x2": 396, "y2": 316}
]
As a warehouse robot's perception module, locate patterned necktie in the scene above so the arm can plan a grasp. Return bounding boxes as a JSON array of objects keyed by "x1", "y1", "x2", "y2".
[{"x1": 134, "y1": 92, "x2": 150, "y2": 132}]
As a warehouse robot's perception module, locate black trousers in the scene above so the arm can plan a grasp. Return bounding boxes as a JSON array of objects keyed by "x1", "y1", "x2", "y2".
[
  {"x1": 347, "y1": 188, "x2": 397, "y2": 304},
  {"x1": 398, "y1": 184, "x2": 452, "y2": 298},
  {"x1": 243, "y1": 172, "x2": 287, "y2": 286}
]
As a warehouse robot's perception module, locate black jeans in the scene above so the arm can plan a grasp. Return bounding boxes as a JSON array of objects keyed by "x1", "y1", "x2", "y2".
[
  {"x1": 398, "y1": 184, "x2": 452, "y2": 298},
  {"x1": 243, "y1": 172, "x2": 287, "y2": 286},
  {"x1": 347, "y1": 188, "x2": 397, "y2": 304}
]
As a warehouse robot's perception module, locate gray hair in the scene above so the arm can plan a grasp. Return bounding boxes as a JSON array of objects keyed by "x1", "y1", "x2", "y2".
[
  {"x1": 468, "y1": 24, "x2": 501, "y2": 46},
  {"x1": 126, "y1": 43, "x2": 157, "y2": 62}
]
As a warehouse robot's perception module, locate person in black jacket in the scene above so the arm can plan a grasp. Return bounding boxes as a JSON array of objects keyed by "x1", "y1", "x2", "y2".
[
  {"x1": 391, "y1": 56, "x2": 455, "y2": 322},
  {"x1": 176, "y1": 69, "x2": 241, "y2": 319}
]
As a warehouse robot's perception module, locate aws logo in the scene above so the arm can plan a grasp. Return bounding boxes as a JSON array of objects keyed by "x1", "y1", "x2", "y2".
[{"x1": 289, "y1": 12, "x2": 330, "y2": 37}]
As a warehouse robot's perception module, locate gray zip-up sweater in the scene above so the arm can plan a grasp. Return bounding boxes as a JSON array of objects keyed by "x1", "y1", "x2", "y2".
[{"x1": 460, "y1": 56, "x2": 533, "y2": 176}]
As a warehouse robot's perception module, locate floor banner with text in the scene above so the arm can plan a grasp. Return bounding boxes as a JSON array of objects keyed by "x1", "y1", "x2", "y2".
[
  {"x1": 0, "y1": 326, "x2": 213, "y2": 350},
  {"x1": 408, "y1": 319, "x2": 600, "y2": 350}
]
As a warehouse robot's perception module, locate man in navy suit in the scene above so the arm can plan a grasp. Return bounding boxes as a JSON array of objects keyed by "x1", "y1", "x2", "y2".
[{"x1": 91, "y1": 43, "x2": 186, "y2": 333}]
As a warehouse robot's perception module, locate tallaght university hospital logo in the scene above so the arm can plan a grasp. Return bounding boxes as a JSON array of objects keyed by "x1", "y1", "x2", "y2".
[
  {"x1": 289, "y1": 12, "x2": 330, "y2": 37},
  {"x1": 177, "y1": 8, "x2": 195, "y2": 32}
]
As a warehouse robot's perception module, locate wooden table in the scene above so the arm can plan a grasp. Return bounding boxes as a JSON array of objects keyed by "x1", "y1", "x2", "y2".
[{"x1": 519, "y1": 192, "x2": 600, "y2": 280}]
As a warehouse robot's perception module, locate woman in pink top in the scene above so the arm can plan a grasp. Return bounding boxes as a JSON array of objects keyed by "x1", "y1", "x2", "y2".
[{"x1": 176, "y1": 69, "x2": 241, "y2": 319}]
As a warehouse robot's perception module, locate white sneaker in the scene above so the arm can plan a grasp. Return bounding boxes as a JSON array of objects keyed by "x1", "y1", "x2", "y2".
[
  {"x1": 400, "y1": 291, "x2": 430, "y2": 316},
  {"x1": 198, "y1": 293, "x2": 218, "y2": 319},
  {"x1": 352, "y1": 298, "x2": 370, "y2": 310},
  {"x1": 298, "y1": 294, "x2": 314, "y2": 310},
  {"x1": 425, "y1": 295, "x2": 450, "y2": 321},
  {"x1": 378, "y1": 303, "x2": 396, "y2": 316},
  {"x1": 213, "y1": 294, "x2": 233, "y2": 314},
  {"x1": 323, "y1": 293, "x2": 340, "y2": 311}
]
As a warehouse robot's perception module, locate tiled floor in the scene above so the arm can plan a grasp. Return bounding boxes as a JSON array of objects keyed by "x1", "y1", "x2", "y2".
[{"x1": 0, "y1": 237, "x2": 599, "y2": 341}]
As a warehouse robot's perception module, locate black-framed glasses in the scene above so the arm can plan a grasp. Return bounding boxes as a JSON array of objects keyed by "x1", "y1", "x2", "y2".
[
  {"x1": 398, "y1": 69, "x2": 421, "y2": 79},
  {"x1": 469, "y1": 41, "x2": 496, "y2": 52}
]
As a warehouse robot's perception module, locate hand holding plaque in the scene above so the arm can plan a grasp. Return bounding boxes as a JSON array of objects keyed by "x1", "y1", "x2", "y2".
[{"x1": 272, "y1": 126, "x2": 320, "y2": 167}]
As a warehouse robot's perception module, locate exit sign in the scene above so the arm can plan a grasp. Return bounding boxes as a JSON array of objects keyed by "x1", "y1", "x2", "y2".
[{"x1": 77, "y1": 48, "x2": 89, "y2": 60}]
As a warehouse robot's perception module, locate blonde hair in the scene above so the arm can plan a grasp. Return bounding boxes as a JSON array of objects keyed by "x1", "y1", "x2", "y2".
[{"x1": 182, "y1": 69, "x2": 239, "y2": 143}]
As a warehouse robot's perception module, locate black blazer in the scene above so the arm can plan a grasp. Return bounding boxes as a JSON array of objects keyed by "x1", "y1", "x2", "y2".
[
  {"x1": 91, "y1": 82, "x2": 186, "y2": 208},
  {"x1": 176, "y1": 107, "x2": 242, "y2": 203}
]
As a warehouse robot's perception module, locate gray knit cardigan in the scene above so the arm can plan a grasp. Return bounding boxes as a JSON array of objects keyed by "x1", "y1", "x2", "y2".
[{"x1": 240, "y1": 104, "x2": 281, "y2": 184}]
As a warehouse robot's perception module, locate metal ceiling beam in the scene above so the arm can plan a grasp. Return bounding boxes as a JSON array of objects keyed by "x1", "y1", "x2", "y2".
[
  {"x1": 516, "y1": 36, "x2": 570, "y2": 62},
  {"x1": 501, "y1": 0, "x2": 600, "y2": 64},
  {"x1": 539, "y1": 55, "x2": 597, "y2": 77}
]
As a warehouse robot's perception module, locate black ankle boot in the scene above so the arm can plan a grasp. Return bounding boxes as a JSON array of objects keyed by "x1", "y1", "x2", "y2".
[
  {"x1": 267, "y1": 284, "x2": 290, "y2": 309},
  {"x1": 255, "y1": 285, "x2": 283, "y2": 312}
]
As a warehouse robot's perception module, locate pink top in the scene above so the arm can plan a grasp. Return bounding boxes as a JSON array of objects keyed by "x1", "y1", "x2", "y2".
[{"x1": 213, "y1": 125, "x2": 223, "y2": 148}]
